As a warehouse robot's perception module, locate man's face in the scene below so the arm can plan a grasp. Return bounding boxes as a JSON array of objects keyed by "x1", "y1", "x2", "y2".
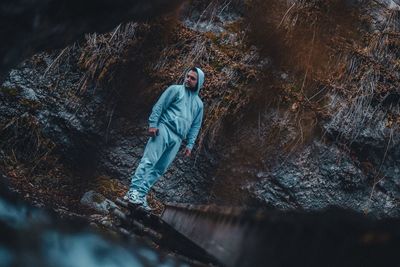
[{"x1": 184, "y1": 70, "x2": 198, "y2": 90}]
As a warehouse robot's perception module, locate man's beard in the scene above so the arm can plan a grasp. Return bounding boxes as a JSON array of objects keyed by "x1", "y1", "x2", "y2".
[{"x1": 185, "y1": 83, "x2": 196, "y2": 91}]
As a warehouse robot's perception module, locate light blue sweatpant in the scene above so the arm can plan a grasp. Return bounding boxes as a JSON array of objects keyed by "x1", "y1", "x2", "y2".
[{"x1": 130, "y1": 123, "x2": 182, "y2": 198}]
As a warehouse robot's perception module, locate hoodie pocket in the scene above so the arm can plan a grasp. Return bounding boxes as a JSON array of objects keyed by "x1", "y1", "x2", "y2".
[{"x1": 163, "y1": 114, "x2": 190, "y2": 138}]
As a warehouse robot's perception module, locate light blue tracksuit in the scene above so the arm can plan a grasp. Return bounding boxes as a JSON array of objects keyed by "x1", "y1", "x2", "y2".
[{"x1": 129, "y1": 68, "x2": 205, "y2": 198}]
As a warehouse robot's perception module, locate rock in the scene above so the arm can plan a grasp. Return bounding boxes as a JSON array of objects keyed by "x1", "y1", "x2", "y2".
[
  {"x1": 2, "y1": 0, "x2": 399, "y2": 220},
  {"x1": 80, "y1": 190, "x2": 119, "y2": 215},
  {"x1": 0, "y1": 0, "x2": 185, "y2": 78}
]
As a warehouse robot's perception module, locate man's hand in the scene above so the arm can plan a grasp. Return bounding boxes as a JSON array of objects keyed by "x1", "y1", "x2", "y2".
[
  {"x1": 183, "y1": 147, "x2": 191, "y2": 157},
  {"x1": 148, "y1": 127, "x2": 159, "y2": 137}
]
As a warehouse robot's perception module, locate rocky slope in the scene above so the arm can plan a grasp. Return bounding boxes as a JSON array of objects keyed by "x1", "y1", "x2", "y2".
[{"x1": 1, "y1": 0, "x2": 399, "y2": 220}]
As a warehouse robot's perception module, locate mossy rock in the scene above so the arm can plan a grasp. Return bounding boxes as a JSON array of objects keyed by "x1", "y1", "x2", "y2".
[
  {"x1": 0, "y1": 87, "x2": 19, "y2": 97},
  {"x1": 19, "y1": 98, "x2": 41, "y2": 109}
]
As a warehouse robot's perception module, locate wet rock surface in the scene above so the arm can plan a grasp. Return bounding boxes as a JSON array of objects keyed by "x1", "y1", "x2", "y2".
[
  {"x1": 80, "y1": 190, "x2": 119, "y2": 214},
  {"x1": 0, "y1": 52, "x2": 105, "y2": 172},
  {"x1": 204, "y1": 0, "x2": 400, "y2": 218},
  {"x1": 253, "y1": 140, "x2": 399, "y2": 217}
]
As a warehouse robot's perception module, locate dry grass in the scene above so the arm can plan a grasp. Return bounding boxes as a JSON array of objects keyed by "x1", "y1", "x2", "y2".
[
  {"x1": 326, "y1": 7, "x2": 400, "y2": 146},
  {"x1": 242, "y1": 0, "x2": 400, "y2": 152},
  {"x1": 78, "y1": 22, "x2": 146, "y2": 92},
  {"x1": 52, "y1": 1, "x2": 400, "y2": 194},
  {"x1": 0, "y1": 113, "x2": 57, "y2": 176},
  {"x1": 76, "y1": 0, "x2": 259, "y2": 155}
]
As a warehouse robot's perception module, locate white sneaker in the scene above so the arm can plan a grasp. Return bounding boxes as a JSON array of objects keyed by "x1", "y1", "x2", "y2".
[{"x1": 123, "y1": 189, "x2": 143, "y2": 205}]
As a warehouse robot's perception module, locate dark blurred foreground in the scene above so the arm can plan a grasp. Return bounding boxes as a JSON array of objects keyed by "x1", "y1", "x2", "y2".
[
  {"x1": 0, "y1": 175, "x2": 194, "y2": 267},
  {"x1": 163, "y1": 203, "x2": 400, "y2": 267}
]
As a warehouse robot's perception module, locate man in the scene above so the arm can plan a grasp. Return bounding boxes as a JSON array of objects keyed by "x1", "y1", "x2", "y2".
[{"x1": 124, "y1": 67, "x2": 205, "y2": 210}]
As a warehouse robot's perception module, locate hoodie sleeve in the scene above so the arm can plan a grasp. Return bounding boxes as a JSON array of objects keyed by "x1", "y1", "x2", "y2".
[
  {"x1": 148, "y1": 86, "x2": 177, "y2": 128},
  {"x1": 186, "y1": 105, "x2": 204, "y2": 150}
]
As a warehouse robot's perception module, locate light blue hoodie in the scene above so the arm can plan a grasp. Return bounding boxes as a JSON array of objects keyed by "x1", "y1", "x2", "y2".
[{"x1": 148, "y1": 67, "x2": 205, "y2": 150}]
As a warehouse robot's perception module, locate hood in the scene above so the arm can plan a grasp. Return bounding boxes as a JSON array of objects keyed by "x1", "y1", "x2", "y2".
[{"x1": 185, "y1": 67, "x2": 205, "y2": 95}]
